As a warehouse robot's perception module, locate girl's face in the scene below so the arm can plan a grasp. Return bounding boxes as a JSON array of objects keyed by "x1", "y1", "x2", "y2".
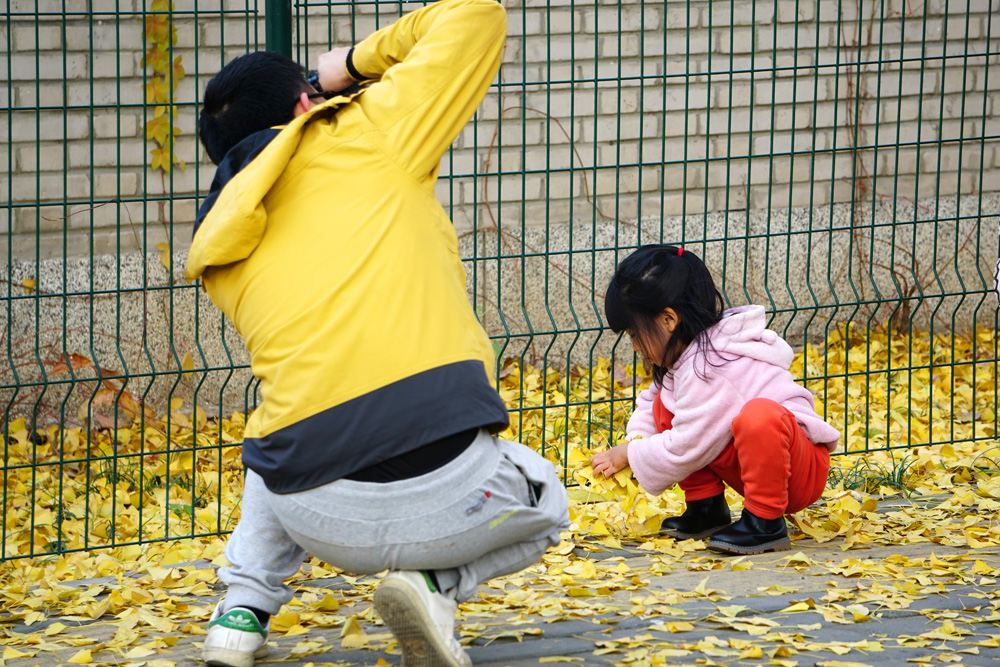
[{"x1": 629, "y1": 307, "x2": 683, "y2": 370}]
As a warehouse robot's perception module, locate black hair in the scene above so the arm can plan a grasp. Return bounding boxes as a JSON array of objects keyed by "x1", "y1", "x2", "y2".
[
  {"x1": 199, "y1": 51, "x2": 313, "y2": 165},
  {"x1": 605, "y1": 244, "x2": 725, "y2": 383}
]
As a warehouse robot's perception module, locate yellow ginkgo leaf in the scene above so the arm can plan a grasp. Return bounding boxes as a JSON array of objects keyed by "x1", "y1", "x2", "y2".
[{"x1": 67, "y1": 648, "x2": 93, "y2": 664}]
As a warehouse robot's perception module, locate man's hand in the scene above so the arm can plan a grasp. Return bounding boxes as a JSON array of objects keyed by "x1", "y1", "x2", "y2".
[
  {"x1": 590, "y1": 443, "x2": 629, "y2": 478},
  {"x1": 316, "y1": 47, "x2": 355, "y2": 93}
]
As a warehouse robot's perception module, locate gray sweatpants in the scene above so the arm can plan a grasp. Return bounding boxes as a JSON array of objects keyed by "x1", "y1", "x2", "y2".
[{"x1": 219, "y1": 430, "x2": 570, "y2": 612}]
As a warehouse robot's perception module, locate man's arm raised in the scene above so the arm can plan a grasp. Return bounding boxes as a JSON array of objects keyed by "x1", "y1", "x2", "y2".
[{"x1": 334, "y1": 0, "x2": 507, "y2": 179}]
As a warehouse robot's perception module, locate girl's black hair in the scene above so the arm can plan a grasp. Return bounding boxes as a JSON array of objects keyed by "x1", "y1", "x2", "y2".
[{"x1": 605, "y1": 244, "x2": 725, "y2": 383}]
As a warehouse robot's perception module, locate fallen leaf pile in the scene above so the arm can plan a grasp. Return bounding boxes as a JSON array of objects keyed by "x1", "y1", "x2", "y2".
[
  {"x1": 567, "y1": 324, "x2": 1000, "y2": 548},
  {"x1": 1, "y1": 323, "x2": 998, "y2": 665}
]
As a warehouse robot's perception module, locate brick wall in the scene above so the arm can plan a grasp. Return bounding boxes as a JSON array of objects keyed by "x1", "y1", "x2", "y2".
[
  {"x1": 2, "y1": 0, "x2": 997, "y2": 259},
  {"x1": 1, "y1": 0, "x2": 998, "y2": 420}
]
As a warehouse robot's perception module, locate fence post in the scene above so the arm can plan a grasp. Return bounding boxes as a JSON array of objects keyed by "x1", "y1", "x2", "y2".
[{"x1": 265, "y1": 0, "x2": 293, "y2": 57}]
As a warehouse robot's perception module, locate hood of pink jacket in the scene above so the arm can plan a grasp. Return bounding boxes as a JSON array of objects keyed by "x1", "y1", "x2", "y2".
[{"x1": 704, "y1": 304, "x2": 793, "y2": 367}]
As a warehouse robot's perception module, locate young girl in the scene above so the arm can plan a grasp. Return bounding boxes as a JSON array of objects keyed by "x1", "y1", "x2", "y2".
[{"x1": 591, "y1": 245, "x2": 840, "y2": 554}]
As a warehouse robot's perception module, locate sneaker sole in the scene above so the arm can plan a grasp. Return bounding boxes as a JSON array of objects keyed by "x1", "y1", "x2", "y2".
[
  {"x1": 705, "y1": 536, "x2": 792, "y2": 555},
  {"x1": 660, "y1": 522, "x2": 733, "y2": 541},
  {"x1": 203, "y1": 645, "x2": 268, "y2": 667},
  {"x1": 374, "y1": 580, "x2": 468, "y2": 667}
]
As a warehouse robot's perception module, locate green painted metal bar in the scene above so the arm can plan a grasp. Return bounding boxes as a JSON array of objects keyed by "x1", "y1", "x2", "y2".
[
  {"x1": 1, "y1": 0, "x2": 999, "y2": 560},
  {"x1": 265, "y1": 0, "x2": 292, "y2": 56}
]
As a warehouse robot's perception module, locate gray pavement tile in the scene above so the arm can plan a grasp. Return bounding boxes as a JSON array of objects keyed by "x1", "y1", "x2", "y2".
[{"x1": 4, "y1": 539, "x2": 1000, "y2": 667}]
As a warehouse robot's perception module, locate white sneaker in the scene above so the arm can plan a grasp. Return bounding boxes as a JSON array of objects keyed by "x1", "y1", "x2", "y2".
[
  {"x1": 202, "y1": 605, "x2": 270, "y2": 667},
  {"x1": 374, "y1": 571, "x2": 472, "y2": 667}
]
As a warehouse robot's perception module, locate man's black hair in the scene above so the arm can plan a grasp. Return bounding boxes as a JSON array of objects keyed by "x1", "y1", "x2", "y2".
[
  {"x1": 605, "y1": 244, "x2": 726, "y2": 383},
  {"x1": 199, "y1": 51, "x2": 312, "y2": 165}
]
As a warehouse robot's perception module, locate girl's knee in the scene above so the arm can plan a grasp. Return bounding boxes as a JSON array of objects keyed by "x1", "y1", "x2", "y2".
[{"x1": 732, "y1": 398, "x2": 786, "y2": 435}]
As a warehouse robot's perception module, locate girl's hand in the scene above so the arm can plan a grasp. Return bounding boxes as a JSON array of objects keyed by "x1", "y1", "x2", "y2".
[{"x1": 591, "y1": 443, "x2": 629, "y2": 478}]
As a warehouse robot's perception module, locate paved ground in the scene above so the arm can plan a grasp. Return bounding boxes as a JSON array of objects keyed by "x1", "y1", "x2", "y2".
[
  {"x1": 291, "y1": 541, "x2": 1000, "y2": 667},
  {"x1": 6, "y1": 533, "x2": 1000, "y2": 667}
]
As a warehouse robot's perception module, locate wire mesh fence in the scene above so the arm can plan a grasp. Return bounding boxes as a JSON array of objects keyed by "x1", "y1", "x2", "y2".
[{"x1": 2, "y1": 0, "x2": 998, "y2": 560}]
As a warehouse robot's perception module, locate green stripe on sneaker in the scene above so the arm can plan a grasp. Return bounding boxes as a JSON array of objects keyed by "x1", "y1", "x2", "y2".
[{"x1": 209, "y1": 609, "x2": 268, "y2": 638}]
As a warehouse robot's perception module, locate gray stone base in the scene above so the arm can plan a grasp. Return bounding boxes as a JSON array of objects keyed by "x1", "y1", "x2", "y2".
[{"x1": 2, "y1": 192, "x2": 997, "y2": 426}]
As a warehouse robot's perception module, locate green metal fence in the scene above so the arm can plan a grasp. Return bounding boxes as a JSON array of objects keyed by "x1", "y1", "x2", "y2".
[{"x1": 2, "y1": 0, "x2": 999, "y2": 560}]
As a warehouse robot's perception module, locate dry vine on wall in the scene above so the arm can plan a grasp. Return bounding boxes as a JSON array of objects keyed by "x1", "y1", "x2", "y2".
[{"x1": 144, "y1": 0, "x2": 185, "y2": 176}]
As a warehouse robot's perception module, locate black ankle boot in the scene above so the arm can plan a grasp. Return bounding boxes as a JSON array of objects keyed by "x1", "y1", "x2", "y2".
[
  {"x1": 660, "y1": 493, "x2": 732, "y2": 540},
  {"x1": 706, "y1": 508, "x2": 791, "y2": 555}
]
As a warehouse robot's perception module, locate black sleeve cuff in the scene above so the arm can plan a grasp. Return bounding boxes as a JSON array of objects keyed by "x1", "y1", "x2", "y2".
[{"x1": 345, "y1": 47, "x2": 364, "y2": 81}]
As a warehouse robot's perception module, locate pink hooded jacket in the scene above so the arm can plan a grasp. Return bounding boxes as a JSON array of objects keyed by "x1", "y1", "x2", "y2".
[{"x1": 625, "y1": 305, "x2": 841, "y2": 495}]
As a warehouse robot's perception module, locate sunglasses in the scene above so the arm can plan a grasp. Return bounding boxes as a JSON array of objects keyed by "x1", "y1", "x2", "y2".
[
  {"x1": 305, "y1": 71, "x2": 368, "y2": 101},
  {"x1": 306, "y1": 71, "x2": 328, "y2": 98},
  {"x1": 307, "y1": 90, "x2": 338, "y2": 100},
  {"x1": 307, "y1": 84, "x2": 367, "y2": 101}
]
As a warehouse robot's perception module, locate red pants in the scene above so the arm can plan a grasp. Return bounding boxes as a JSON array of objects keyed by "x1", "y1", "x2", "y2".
[{"x1": 654, "y1": 397, "x2": 830, "y2": 519}]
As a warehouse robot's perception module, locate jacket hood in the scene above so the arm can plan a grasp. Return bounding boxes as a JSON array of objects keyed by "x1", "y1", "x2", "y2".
[
  {"x1": 185, "y1": 93, "x2": 360, "y2": 282},
  {"x1": 700, "y1": 305, "x2": 794, "y2": 369}
]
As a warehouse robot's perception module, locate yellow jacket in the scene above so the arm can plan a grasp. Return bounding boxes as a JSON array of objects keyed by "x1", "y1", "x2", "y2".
[{"x1": 185, "y1": 0, "x2": 509, "y2": 493}]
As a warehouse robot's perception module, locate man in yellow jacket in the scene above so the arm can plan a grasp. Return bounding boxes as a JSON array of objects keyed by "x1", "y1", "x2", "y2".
[{"x1": 188, "y1": 1, "x2": 570, "y2": 666}]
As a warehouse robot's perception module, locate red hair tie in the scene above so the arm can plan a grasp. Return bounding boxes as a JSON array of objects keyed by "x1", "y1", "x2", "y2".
[{"x1": 677, "y1": 247, "x2": 683, "y2": 256}]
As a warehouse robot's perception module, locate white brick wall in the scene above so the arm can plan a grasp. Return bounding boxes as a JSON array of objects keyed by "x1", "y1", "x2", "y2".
[{"x1": 2, "y1": 0, "x2": 998, "y2": 261}]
